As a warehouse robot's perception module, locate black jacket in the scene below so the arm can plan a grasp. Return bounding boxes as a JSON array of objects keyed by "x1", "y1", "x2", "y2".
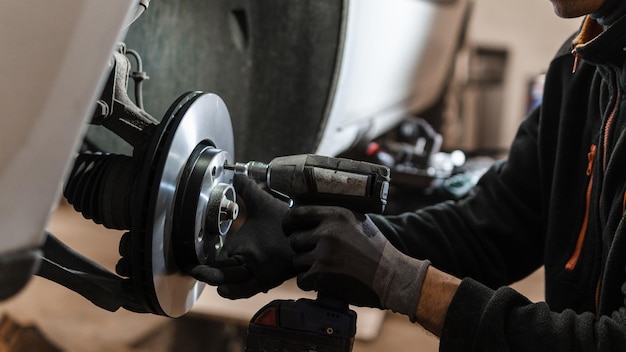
[{"x1": 370, "y1": 15, "x2": 626, "y2": 351}]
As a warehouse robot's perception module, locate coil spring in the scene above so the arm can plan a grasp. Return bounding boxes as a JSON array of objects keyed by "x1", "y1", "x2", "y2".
[{"x1": 64, "y1": 152, "x2": 136, "y2": 230}]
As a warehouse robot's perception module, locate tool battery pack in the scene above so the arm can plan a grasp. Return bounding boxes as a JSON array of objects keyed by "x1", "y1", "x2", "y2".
[{"x1": 245, "y1": 298, "x2": 356, "y2": 352}]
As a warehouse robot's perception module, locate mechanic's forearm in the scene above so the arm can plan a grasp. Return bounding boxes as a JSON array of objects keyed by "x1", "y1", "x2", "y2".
[{"x1": 415, "y1": 266, "x2": 461, "y2": 337}]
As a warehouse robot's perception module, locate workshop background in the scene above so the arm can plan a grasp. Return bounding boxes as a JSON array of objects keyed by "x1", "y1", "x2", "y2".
[{"x1": 1, "y1": 0, "x2": 581, "y2": 351}]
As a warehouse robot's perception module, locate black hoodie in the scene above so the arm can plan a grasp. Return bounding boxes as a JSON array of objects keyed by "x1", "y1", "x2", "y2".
[{"x1": 370, "y1": 14, "x2": 626, "y2": 351}]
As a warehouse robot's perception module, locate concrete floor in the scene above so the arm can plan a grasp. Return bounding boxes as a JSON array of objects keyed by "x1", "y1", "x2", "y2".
[{"x1": 0, "y1": 202, "x2": 545, "y2": 351}]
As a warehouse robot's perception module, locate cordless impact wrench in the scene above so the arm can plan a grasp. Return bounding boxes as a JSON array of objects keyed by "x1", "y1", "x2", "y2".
[{"x1": 225, "y1": 154, "x2": 391, "y2": 352}]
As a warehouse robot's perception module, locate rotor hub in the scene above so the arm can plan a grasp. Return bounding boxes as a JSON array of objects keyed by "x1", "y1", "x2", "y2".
[
  {"x1": 173, "y1": 144, "x2": 238, "y2": 271},
  {"x1": 131, "y1": 91, "x2": 236, "y2": 317}
]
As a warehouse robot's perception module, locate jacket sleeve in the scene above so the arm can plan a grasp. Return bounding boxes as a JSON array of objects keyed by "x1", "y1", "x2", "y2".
[
  {"x1": 369, "y1": 104, "x2": 626, "y2": 350},
  {"x1": 369, "y1": 106, "x2": 545, "y2": 288},
  {"x1": 440, "y1": 278, "x2": 626, "y2": 351}
]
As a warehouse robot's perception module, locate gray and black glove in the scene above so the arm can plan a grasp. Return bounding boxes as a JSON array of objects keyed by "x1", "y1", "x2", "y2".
[
  {"x1": 191, "y1": 175, "x2": 297, "y2": 299},
  {"x1": 283, "y1": 206, "x2": 430, "y2": 320}
]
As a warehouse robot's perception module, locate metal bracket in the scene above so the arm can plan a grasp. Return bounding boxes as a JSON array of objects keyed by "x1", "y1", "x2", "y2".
[{"x1": 91, "y1": 45, "x2": 159, "y2": 147}]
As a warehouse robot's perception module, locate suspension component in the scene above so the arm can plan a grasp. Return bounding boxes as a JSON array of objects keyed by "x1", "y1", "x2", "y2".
[
  {"x1": 91, "y1": 44, "x2": 159, "y2": 147},
  {"x1": 64, "y1": 152, "x2": 136, "y2": 230},
  {"x1": 61, "y1": 91, "x2": 236, "y2": 317}
]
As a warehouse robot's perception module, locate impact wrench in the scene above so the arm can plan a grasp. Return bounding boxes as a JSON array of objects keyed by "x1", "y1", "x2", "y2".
[{"x1": 225, "y1": 154, "x2": 390, "y2": 352}]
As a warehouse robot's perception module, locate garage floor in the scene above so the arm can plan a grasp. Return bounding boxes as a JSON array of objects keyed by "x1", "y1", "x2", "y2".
[{"x1": 0, "y1": 202, "x2": 545, "y2": 352}]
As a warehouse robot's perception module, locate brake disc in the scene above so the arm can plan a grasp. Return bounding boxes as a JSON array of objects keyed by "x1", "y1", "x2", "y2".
[{"x1": 130, "y1": 91, "x2": 235, "y2": 317}]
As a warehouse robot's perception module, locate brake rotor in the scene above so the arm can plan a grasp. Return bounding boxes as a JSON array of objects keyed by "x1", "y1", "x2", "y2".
[{"x1": 131, "y1": 91, "x2": 235, "y2": 317}]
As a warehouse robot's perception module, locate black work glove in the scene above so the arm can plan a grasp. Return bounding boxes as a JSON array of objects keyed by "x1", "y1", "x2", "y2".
[
  {"x1": 283, "y1": 206, "x2": 430, "y2": 321},
  {"x1": 190, "y1": 175, "x2": 297, "y2": 299}
]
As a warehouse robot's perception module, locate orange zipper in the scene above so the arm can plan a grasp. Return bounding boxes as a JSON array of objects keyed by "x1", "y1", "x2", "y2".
[
  {"x1": 565, "y1": 144, "x2": 596, "y2": 271},
  {"x1": 571, "y1": 49, "x2": 580, "y2": 74},
  {"x1": 603, "y1": 89, "x2": 620, "y2": 170}
]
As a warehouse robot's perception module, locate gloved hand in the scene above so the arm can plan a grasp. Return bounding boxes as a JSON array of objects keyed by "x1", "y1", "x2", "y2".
[
  {"x1": 283, "y1": 206, "x2": 430, "y2": 321},
  {"x1": 190, "y1": 175, "x2": 297, "y2": 299}
]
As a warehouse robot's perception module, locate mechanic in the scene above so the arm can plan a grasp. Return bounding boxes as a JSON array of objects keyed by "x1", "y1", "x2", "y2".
[{"x1": 191, "y1": 0, "x2": 626, "y2": 349}]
